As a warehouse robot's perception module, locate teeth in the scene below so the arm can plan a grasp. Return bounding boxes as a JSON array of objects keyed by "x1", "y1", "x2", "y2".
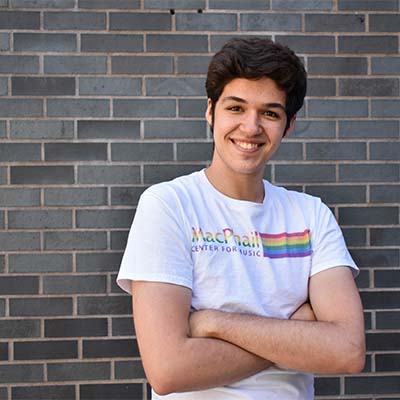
[{"x1": 235, "y1": 141, "x2": 258, "y2": 150}]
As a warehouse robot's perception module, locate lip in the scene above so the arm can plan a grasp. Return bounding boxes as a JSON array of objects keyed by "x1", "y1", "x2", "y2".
[{"x1": 231, "y1": 139, "x2": 264, "y2": 152}]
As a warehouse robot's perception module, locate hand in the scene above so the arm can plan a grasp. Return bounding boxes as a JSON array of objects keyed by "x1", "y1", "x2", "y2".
[
  {"x1": 290, "y1": 302, "x2": 316, "y2": 322},
  {"x1": 189, "y1": 309, "x2": 220, "y2": 338}
]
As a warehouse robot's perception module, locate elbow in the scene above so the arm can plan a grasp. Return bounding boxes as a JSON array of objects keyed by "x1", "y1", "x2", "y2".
[
  {"x1": 145, "y1": 364, "x2": 187, "y2": 396},
  {"x1": 341, "y1": 338, "x2": 366, "y2": 374}
]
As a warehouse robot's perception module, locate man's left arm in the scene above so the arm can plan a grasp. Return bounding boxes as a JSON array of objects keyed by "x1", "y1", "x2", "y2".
[{"x1": 190, "y1": 266, "x2": 365, "y2": 374}]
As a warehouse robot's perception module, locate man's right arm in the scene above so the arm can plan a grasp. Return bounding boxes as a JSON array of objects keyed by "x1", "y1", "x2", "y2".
[{"x1": 132, "y1": 280, "x2": 271, "y2": 396}]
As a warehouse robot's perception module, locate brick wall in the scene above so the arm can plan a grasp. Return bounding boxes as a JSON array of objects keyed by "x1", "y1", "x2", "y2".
[{"x1": 0, "y1": 0, "x2": 399, "y2": 399}]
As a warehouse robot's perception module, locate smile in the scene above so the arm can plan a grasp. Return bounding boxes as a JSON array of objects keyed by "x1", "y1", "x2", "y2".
[{"x1": 232, "y1": 140, "x2": 262, "y2": 151}]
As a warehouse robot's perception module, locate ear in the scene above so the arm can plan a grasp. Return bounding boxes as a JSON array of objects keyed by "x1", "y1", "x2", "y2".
[
  {"x1": 284, "y1": 115, "x2": 296, "y2": 138},
  {"x1": 205, "y1": 98, "x2": 213, "y2": 126}
]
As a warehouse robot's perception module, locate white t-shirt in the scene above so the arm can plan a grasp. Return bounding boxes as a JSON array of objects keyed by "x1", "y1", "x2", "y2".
[{"x1": 117, "y1": 169, "x2": 358, "y2": 400}]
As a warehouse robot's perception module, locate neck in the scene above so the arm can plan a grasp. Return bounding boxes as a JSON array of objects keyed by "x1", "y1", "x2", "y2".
[{"x1": 205, "y1": 165, "x2": 265, "y2": 203}]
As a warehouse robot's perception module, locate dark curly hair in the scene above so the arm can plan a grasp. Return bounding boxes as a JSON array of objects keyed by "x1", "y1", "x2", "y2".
[{"x1": 206, "y1": 37, "x2": 307, "y2": 131}]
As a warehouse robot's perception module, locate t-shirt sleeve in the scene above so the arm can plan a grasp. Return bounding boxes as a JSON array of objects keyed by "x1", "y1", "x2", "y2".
[
  {"x1": 310, "y1": 200, "x2": 358, "y2": 277},
  {"x1": 116, "y1": 190, "x2": 193, "y2": 294}
]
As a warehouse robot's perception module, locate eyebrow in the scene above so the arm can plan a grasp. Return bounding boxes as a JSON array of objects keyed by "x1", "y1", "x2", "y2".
[{"x1": 221, "y1": 96, "x2": 286, "y2": 111}]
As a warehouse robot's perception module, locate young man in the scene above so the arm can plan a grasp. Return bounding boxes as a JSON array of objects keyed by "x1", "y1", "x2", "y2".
[{"x1": 117, "y1": 38, "x2": 365, "y2": 399}]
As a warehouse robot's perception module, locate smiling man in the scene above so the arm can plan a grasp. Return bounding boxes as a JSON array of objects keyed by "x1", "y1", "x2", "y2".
[{"x1": 117, "y1": 38, "x2": 365, "y2": 399}]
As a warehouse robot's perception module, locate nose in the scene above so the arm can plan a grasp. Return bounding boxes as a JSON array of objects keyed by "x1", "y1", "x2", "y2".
[{"x1": 239, "y1": 111, "x2": 261, "y2": 135}]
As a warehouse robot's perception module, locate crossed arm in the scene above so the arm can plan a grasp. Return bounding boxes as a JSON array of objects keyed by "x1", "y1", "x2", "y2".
[{"x1": 132, "y1": 266, "x2": 365, "y2": 395}]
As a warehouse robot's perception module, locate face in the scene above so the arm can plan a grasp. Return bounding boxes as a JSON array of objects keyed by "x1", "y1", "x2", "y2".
[{"x1": 206, "y1": 77, "x2": 295, "y2": 180}]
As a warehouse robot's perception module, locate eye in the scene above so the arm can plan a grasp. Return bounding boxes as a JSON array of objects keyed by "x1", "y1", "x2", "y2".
[
  {"x1": 228, "y1": 105, "x2": 242, "y2": 112},
  {"x1": 263, "y1": 110, "x2": 279, "y2": 118}
]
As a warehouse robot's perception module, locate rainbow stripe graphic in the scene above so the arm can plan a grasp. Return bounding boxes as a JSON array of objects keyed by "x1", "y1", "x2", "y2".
[{"x1": 259, "y1": 229, "x2": 312, "y2": 259}]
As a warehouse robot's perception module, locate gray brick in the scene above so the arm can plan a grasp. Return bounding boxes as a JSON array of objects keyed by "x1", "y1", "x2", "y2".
[
  {"x1": 112, "y1": 142, "x2": 174, "y2": 161},
  {"x1": 241, "y1": 13, "x2": 300, "y2": 31},
  {"x1": 370, "y1": 185, "x2": 400, "y2": 203},
  {"x1": 112, "y1": 55, "x2": 173, "y2": 74},
  {"x1": 371, "y1": 228, "x2": 400, "y2": 246},
  {"x1": 305, "y1": 185, "x2": 366, "y2": 204},
  {"x1": 76, "y1": 252, "x2": 123, "y2": 272},
  {"x1": 0, "y1": 276, "x2": 39, "y2": 295},
  {"x1": 45, "y1": 143, "x2": 107, "y2": 161},
  {"x1": 144, "y1": 164, "x2": 203, "y2": 184},
  {"x1": 12, "y1": 77, "x2": 75, "y2": 96},
  {"x1": 338, "y1": 0, "x2": 398, "y2": 10},
  {"x1": 339, "y1": 36, "x2": 398, "y2": 54},
  {"x1": 0, "y1": 256, "x2": 4, "y2": 273},
  {"x1": 376, "y1": 311, "x2": 400, "y2": 329},
  {"x1": 306, "y1": 14, "x2": 365, "y2": 32},
  {"x1": 80, "y1": 384, "x2": 142, "y2": 400},
  {"x1": 112, "y1": 317, "x2": 135, "y2": 336},
  {"x1": 0, "y1": 167, "x2": 6, "y2": 185},
  {"x1": 147, "y1": 34, "x2": 208, "y2": 53},
  {"x1": 83, "y1": 338, "x2": 139, "y2": 358},
  {"x1": 45, "y1": 187, "x2": 108, "y2": 206},
  {"x1": 0, "y1": 77, "x2": 7, "y2": 96},
  {"x1": 307, "y1": 78, "x2": 336, "y2": 96},
  {"x1": 145, "y1": 0, "x2": 205, "y2": 8},
  {"x1": 0, "y1": 320, "x2": 40, "y2": 339},
  {"x1": 8, "y1": 210, "x2": 71, "y2": 229},
  {"x1": 0, "y1": 299, "x2": 4, "y2": 316},
  {"x1": 12, "y1": 386, "x2": 75, "y2": 400},
  {"x1": 9, "y1": 253, "x2": 72, "y2": 273},
  {"x1": 271, "y1": 142, "x2": 303, "y2": 161},
  {"x1": 45, "y1": 56, "x2": 107, "y2": 74},
  {"x1": 47, "y1": 99, "x2": 109, "y2": 117},
  {"x1": 351, "y1": 249, "x2": 399, "y2": 268},
  {"x1": 78, "y1": 120, "x2": 140, "y2": 139},
  {"x1": 342, "y1": 228, "x2": 367, "y2": 246},
  {"x1": 0, "y1": 121, "x2": 5, "y2": 138},
  {"x1": 177, "y1": 142, "x2": 213, "y2": 161},
  {"x1": 370, "y1": 14, "x2": 400, "y2": 32},
  {"x1": 0, "y1": 33, "x2": 9, "y2": 51},
  {"x1": 0, "y1": 364, "x2": 43, "y2": 384},
  {"x1": 0, "y1": 232, "x2": 40, "y2": 251},
  {"x1": 0, "y1": 11, "x2": 40, "y2": 29},
  {"x1": 81, "y1": 34, "x2": 143, "y2": 52},
  {"x1": 210, "y1": 34, "x2": 272, "y2": 52},
  {"x1": 0, "y1": 188, "x2": 40, "y2": 207},
  {"x1": 276, "y1": 35, "x2": 335, "y2": 54},
  {"x1": 44, "y1": 11, "x2": 106, "y2": 30},
  {"x1": 14, "y1": 340, "x2": 78, "y2": 360},
  {"x1": 112, "y1": 230, "x2": 135, "y2": 249},
  {"x1": 176, "y1": 13, "x2": 236, "y2": 31},
  {"x1": 77, "y1": 209, "x2": 134, "y2": 229},
  {"x1": 308, "y1": 57, "x2": 367, "y2": 75},
  {"x1": 78, "y1": 165, "x2": 140, "y2": 184},
  {"x1": 10, "y1": 298, "x2": 73, "y2": 317},
  {"x1": 44, "y1": 275, "x2": 107, "y2": 294},
  {"x1": 339, "y1": 164, "x2": 399, "y2": 183},
  {"x1": 306, "y1": 142, "x2": 366, "y2": 161},
  {"x1": 11, "y1": 120, "x2": 74, "y2": 140},
  {"x1": 178, "y1": 99, "x2": 207, "y2": 117},
  {"x1": 275, "y1": 164, "x2": 336, "y2": 183},
  {"x1": 113, "y1": 99, "x2": 176, "y2": 118},
  {"x1": 210, "y1": 0, "x2": 269, "y2": 8},
  {"x1": 145, "y1": 120, "x2": 206, "y2": 139},
  {"x1": 339, "y1": 207, "x2": 398, "y2": 225},
  {"x1": 79, "y1": 0, "x2": 140, "y2": 8},
  {"x1": 48, "y1": 361, "x2": 110, "y2": 381},
  {"x1": 0, "y1": 99, "x2": 42, "y2": 117},
  {"x1": 1, "y1": 344, "x2": 8, "y2": 361},
  {"x1": 177, "y1": 55, "x2": 211, "y2": 74},
  {"x1": 147, "y1": 77, "x2": 205, "y2": 96},
  {"x1": 12, "y1": 0, "x2": 75, "y2": 7},
  {"x1": 339, "y1": 120, "x2": 399, "y2": 139},
  {"x1": 111, "y1": 186, "x2": 147, "y2": 206},
  {"x1": 44, "y1": 231, "x2": 107, "y2": 251},
  {"x1": 11, "y1": 166, "x2": 74, "y2": 185},
  {"x1": 110, "y1": 12, "x2": 171, "y2": 30},
  {"x1": 339, "y1": 78, "x2": 398, "y2": 97},
  {"x1": 115, "y1": 360, "x2": 145, "y2": 379},
  {"x1": 372, "y1": 57, "x2": 400, "y2": 74},
  {"x1": 0, "y1": 143, "x2": 41, "y2": 162},
  {"x1": 45, "y1": 319, "x2": 108, "y2": 338},
  {"x1": 308, "y1": 100, "x2": 368, "y2": 117},
  {"x1": 372, "y1": 100, "x2": 400, "y2": 117},
  {"x1": 272, "y1": 0, "x2": 331, "y2": 9},
  {"x1": 14, "y1": 33, "x2": 76, "y2": 52},
  {"x1": 0, "y1": 56, "x2": 39, "y2": 74},
  {"x1": 78, "y1": 295, "x2": 131, "y2": 315},
  {"x1": 371, "y1": 142, "x2": 400, "y2": 161}
]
